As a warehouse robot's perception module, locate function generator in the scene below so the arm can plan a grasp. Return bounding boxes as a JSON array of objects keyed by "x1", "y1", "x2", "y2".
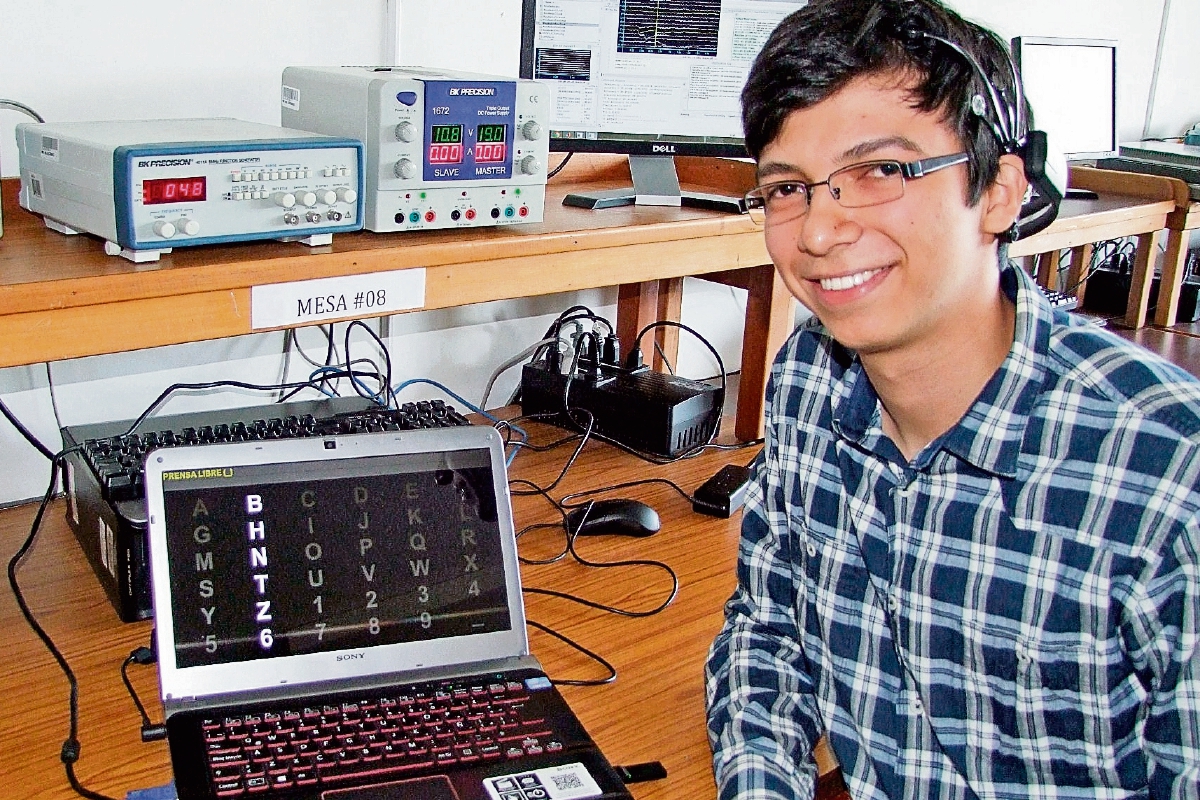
[{"x1": 16, "y1": 118, "x2": 363, "y2": 261}]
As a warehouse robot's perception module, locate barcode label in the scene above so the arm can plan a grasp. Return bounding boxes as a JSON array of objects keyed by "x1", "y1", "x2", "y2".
[
  {"x1": 30, "y1": 173, "x2": 44, "y2": 198},
  {"x1": 281, "y1": 85, "x2": 300, "y2": 111}
]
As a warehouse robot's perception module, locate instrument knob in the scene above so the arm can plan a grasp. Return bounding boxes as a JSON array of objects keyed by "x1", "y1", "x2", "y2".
[
  {"x1": 272, "y1": 191, "x2": 297, "y2": 209},
  {"x1": 521, "y1": 120, "x2": 542, "y2": 141},
  {"x1": 295, "y1": 190, "x2": 318, "y2": 207},
  {"x1": 175, "y1": 218, "x2": 200, "y2": 236},
  {"x1": 519, "y1": 155, "x2": 542, "y2": 175},
  {"x1": 337, "y1": 187, "x2": 358, "y2": 204},
  {"x1": 394, "y1": 159, "x2": 417, "y2": 179},
  {"x1": 317, "y1": 189, "x2": 338, "y2": 205},
  {"x1": 395, "y1": 121, "x2": 417, "y2": 142},
  {"x1": 152, "y1": 219, "x2": 176, "y2": 239}
]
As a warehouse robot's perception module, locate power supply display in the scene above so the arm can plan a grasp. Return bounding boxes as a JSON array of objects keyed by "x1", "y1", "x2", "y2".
[{"x1": 281, "y1": 66, "x2": 549, "y2": 232}]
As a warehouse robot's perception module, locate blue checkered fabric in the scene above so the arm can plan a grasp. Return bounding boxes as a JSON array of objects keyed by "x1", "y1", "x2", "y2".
[{"x1": 705, "y1": 266, "x2": 1200, "y2": 800}]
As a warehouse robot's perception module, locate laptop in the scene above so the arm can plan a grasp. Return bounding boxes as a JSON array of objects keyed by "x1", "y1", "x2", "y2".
[{"x1": 144, "y1": 425, "x2": 633, "y2": 800}]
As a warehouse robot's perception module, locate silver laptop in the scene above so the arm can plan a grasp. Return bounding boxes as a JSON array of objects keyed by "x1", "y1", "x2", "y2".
[{"x1": 144, "y1": 425, "x2": 631, "y2": 800}]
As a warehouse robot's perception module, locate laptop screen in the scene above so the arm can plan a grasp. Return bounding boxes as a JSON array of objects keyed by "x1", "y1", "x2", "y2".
[{"x1": 145, "y1": 428, "x2": 528, "y2": 703}]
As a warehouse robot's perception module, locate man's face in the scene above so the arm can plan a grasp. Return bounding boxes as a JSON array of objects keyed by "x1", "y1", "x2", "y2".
[{"x1": 756, "y1": 72, "x2": 1009, "y2": 357}]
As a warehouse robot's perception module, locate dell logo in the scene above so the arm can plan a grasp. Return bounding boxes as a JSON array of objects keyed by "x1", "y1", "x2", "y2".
[
  {"x1": 651, "y1": 144, "x2": 676, "y2": 154},
  {"x1": 336, "y1": 652, "x2": 365, "y2": 662}
]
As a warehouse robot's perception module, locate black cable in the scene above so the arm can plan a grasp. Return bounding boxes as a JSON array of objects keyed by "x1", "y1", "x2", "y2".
[
  {"x1": 343, "y1": 320, "x2": 393, "y2": 407},
  {"x1": 122, "y1": 377, "x2": 344, "y2": 435},
  {"x1": 559, "y1": 477, "x2": 700, "y2": 508},
  {"x1": 652, "y1": 341, "x2": 675, "y2": 375},
  {"x1": 0, "y1": 395, "x2": 56, "y2": 460},
  {"x1": 518, "y1": 488, "x2": 680, "y2": 617},
  {"x1": 516, "y1": 494, "x2": 679, "y2": 685},
  {"x1": 120, "y1": 644, "x2": 165, "y2": 742},
  {"x1": 525, "y1": 619, "x2": 616, "y2": 686},
  {"x1": 546, "y1": 152, "x2": 574, "y2": 180},
  {"x1": 7, "y1": 451, "x2": 118, "y2": 800},
  {"x1": 509, "y1": 409, "x2": 596, "y2": 497}
]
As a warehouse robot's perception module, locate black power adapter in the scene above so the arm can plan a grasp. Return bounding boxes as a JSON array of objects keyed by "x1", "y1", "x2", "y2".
[
  {"x1": 692, "y1": 463, "x2": 753, "y2": 517},
  {"x1": 519, "y1": 339, "x2": 723, "y2": 458}
]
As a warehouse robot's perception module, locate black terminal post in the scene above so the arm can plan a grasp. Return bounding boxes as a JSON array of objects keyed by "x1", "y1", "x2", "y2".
[
  {"x1": 577, "y1": 332, "x2": 604, "y2": 379},
  {"x1": 602, "y1": 332, "x2": 621, "y2": 367}
]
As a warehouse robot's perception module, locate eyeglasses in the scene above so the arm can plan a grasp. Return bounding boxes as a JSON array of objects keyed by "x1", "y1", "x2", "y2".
[{"x1": 743, "y1": 152, "x2": 970, "y2": 226}]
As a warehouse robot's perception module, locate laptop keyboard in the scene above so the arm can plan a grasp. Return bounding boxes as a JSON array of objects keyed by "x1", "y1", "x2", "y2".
[
  {"x1": 78, "y1": 400, "x2": 471, "y2": 503},
  {"x1": 200, "y1": 677, "x2": 561, "y2": 797}
]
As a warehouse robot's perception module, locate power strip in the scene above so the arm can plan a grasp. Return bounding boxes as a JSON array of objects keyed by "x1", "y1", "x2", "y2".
[{"x1": 519, "y1": 358, "x2": 722, "y2": 458}]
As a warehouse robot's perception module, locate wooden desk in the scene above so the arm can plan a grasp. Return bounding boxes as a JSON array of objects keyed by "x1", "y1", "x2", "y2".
[
  {"x1": 1010, "y1": 166, "x2": 1181, "y2": 329},
  {"x1": 1, "y1": 420, "x2": 843, "y2": 800},
  {"x1": 0, "y1": 156, "x2": 791, "y2": 442},
  {"x1": 1153, "y1": 195, "x2": 1200, "y2": 328}
]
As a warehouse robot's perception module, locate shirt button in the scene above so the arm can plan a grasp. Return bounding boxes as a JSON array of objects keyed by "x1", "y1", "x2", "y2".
[
  {"x1": 888, "y1": 593, "x2": 899, "y2": 613},
  {"x1": 805, "y1": 541, "x2": 817, "y2": 558}
]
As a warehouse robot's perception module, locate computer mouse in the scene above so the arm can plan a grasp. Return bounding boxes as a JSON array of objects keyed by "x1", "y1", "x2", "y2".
[{"x1": 566, "y1": 498, "x2": 661, "y2": 537}]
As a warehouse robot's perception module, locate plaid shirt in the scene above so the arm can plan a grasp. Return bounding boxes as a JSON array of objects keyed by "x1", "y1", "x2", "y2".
[{"x1": 705, "y1": 266, "x2": 1200, "y2": 800}]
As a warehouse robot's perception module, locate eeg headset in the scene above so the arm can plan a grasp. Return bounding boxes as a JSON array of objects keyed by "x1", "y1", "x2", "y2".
[{"x1": 917, "y1": 31, "x2": 1067, "y2": 241}]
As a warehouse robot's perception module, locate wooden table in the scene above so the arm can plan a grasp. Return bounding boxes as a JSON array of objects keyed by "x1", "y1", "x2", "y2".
[
  {"x1": 1013, "y1": 167, "x2": 1184, "y2": 329},
  {"x1": 0, "y1": 418, "x2": 848, "y2": 799},
  {"x1": 1152, "y1": 194, "x2": 1200, "y2": 328},
  {"x1": 0, "y1": 155, "x2": 792, "y2": 443}
]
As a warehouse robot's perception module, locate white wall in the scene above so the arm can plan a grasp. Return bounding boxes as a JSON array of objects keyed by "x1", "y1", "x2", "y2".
[{"x1": 0, "y1": 0, "x2": 1197, "y2": 505}]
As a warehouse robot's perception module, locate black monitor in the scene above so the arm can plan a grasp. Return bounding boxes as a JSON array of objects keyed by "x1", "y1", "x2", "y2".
[
  {"x1": 1012, "y1": 36, "x2": 1119, "y2": 161},
  {"x1": 519, "y1": 0, "x2": 807, "y2": 211}
]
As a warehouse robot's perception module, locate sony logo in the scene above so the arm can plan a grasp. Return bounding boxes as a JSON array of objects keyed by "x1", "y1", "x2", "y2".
[
  {"x1": 450, "y1": 87, "x2": 495, "y2": 96},
  {"x1": 138, "y1": 158, "x2": 193, "y2": 168},
  {"x1": 336, "y1": 652, "x2": 366, "y2": 662},
  {"x1": 651, "y1": 144, "x2": 676, "y2": 154}
]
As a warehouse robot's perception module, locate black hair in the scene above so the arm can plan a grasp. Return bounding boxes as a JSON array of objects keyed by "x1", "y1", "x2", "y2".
[{"x1": 742, "y1": 0, "x2": 1028, "y2": 204}]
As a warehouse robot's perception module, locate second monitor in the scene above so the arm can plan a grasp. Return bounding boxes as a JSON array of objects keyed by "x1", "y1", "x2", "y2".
[{"x1": 520, "y1": 0, "x2": 807, "y2": 210}]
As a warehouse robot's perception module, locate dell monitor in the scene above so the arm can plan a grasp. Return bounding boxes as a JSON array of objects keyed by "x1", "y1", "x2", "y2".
[
  {"x1": 519, "y1": 0, "x2": 807, "y2": 211},
  {"x1": 1012, "y1": 36, "x2": 1118, "y2": 161}
]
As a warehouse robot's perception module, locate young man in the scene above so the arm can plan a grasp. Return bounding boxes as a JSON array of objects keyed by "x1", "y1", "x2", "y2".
[{"x1": 704, "y1": 1, "x2": 1200, "y2": 799}]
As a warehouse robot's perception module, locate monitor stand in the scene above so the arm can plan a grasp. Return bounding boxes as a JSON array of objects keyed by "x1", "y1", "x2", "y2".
[{"x1": 562, "y1": 154, "x2": 744, "y2": 213}]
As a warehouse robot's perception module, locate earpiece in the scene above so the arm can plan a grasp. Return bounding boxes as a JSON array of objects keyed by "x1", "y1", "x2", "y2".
[{"x1": 917, "y1": 31, "x2": 1064, "y2": 240}]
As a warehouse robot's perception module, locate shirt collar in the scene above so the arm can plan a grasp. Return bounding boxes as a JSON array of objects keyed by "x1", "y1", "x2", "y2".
[{"x1": 831, "y1": 264, "x2": 1053, "y2": 477}]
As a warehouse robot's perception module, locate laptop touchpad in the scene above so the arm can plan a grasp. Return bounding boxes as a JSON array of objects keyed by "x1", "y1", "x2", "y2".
[{"x1": 322, "y1": 775, "x2": 460, "y2": 800}]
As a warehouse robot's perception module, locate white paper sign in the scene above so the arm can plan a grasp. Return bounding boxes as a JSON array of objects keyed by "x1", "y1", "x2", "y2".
[{"x1": 251, "y1": 268, "x2": 426, "y2": 330}]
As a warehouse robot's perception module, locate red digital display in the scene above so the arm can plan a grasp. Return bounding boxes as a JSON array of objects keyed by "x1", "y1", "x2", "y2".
[
  {"x1": 474, "y1": 142, "x2": 507, "y2": 163},
  {"x1": 143, "y1": 177, "x2": 206, "y2": 205},
  {"x1": 428, "y1": 143, "x2": 464, "y2": 164}
]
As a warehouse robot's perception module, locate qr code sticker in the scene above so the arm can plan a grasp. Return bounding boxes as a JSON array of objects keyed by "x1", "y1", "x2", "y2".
[
  {"x1": 483, "y1": 762, "x2": 602, "y2": 800},
  {"x1": 550, "y1": 773, "x2": 584, "y2": 791}
]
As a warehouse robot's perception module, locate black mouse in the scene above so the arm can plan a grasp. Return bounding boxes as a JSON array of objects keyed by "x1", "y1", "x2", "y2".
[{"x1": 566, "y1": 499, "x2": 661, "y2": 537}]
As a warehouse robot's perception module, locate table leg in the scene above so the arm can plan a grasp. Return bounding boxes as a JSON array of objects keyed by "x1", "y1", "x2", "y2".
[
  {"x1": 1064, "y1": 243, "x2": 1093, "y2": 304},
  {"x1": 1124, "y1": 229, "x2": 1165, "y2": 329},
  {"x1": 1036, "y1": 249, "x2": 1062, "y2": 291},
  {"x1": 695, "y1": 264, "x2": 794, "y2": 441},
  {"x1": 617, "y1": 279, "x2": 684, "y2": 371},
  {"x1": 654, "y1": 278, "x2": 684, "y2": 372},
  {"x1": 1153, "y1": 228, "x2": 1190, "y2": 327}
]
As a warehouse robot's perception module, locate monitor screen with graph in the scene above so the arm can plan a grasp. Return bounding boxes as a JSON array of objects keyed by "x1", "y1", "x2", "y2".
[{"x1": 519, "y1": 0, "x2": 807, "y2": 209}]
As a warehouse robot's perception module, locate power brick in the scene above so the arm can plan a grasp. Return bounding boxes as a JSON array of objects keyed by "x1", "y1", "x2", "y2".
[{"x1": 520, "y1": 361, "x2": 722, "y2": 458}]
